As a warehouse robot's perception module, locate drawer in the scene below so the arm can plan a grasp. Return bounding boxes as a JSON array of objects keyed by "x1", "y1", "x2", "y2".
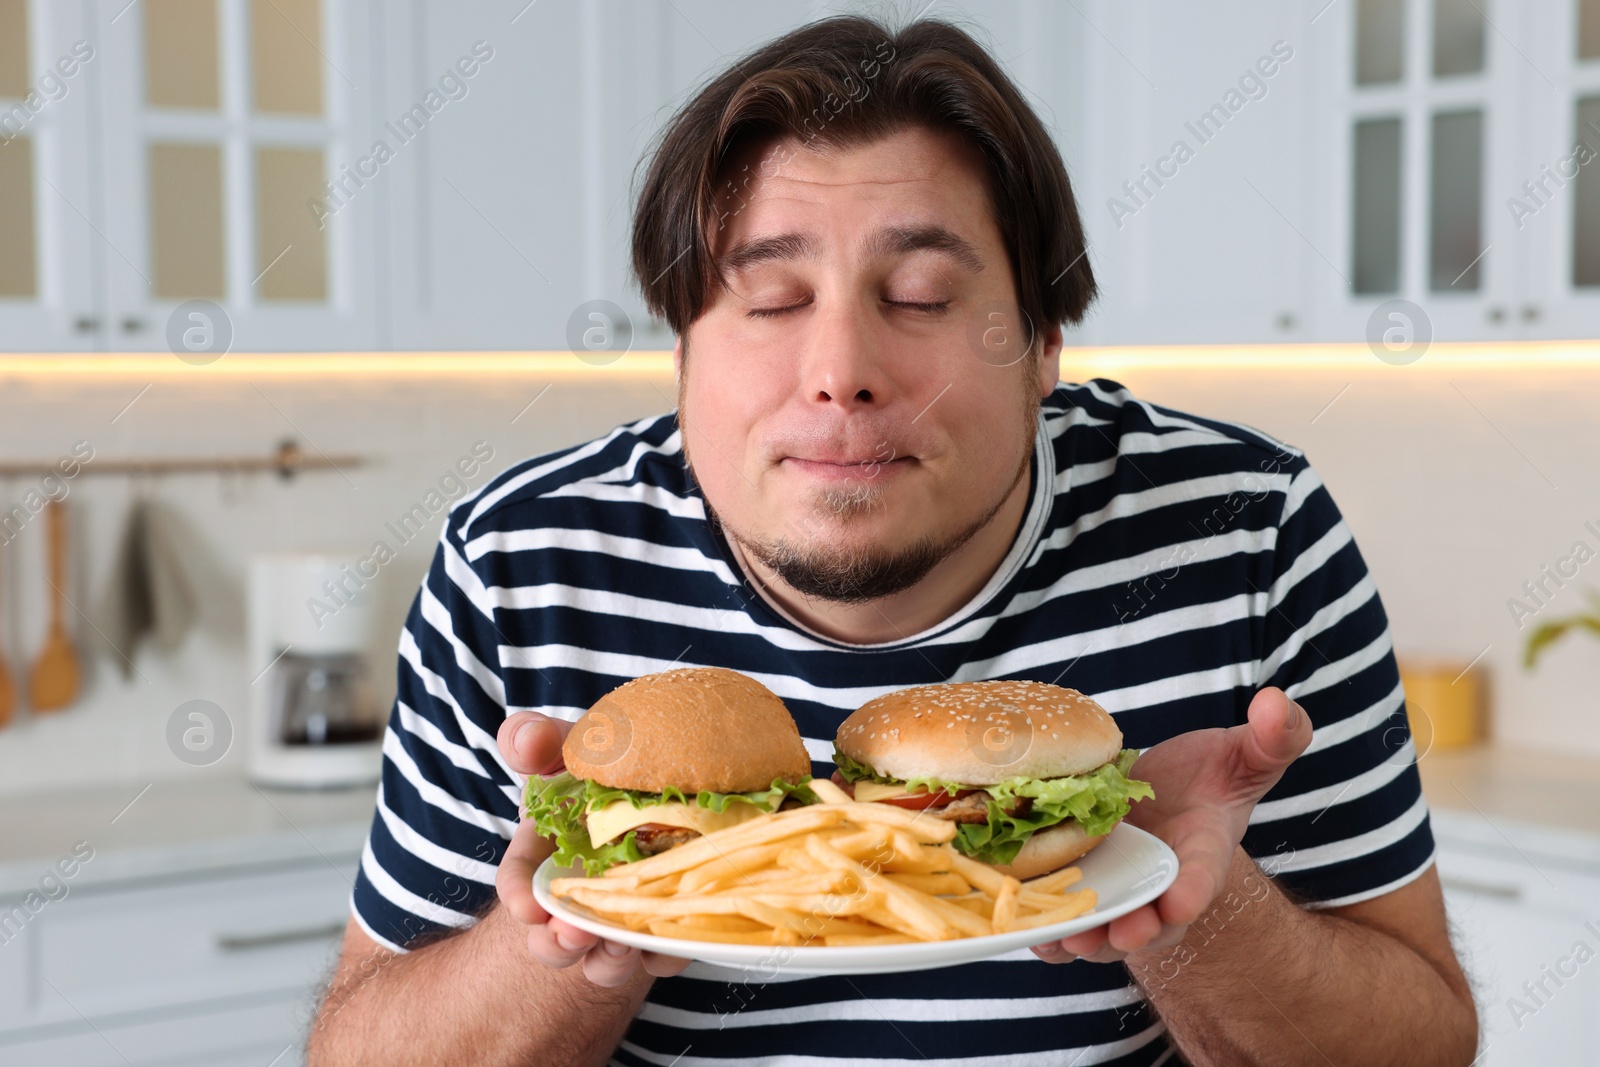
[
  {"x1": 23, "y1": 859, "x2": 355, "y2": 1026},
  {"x1": 0, "y1": 994, "x2": 312, "y2": 1067}
]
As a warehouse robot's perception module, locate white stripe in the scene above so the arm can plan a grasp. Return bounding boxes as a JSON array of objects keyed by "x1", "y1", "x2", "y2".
[
  {"x1": 1030, "y1": 469, "x2": 1296, "y2": 563},
  {"x1": 1268, "y1": 794, "x2": 1431, "y2": 873},
  {"x1": 374, "y1": 782, "x2": 499, "y2": 885},
  {"x1": 635, "y1": 986, "x2": 1144, "y2": 1030},
  {"x1": 1262, "y1": 519, "x2": 1353, "y2": 614},
  {"x1": 1250, "y1": 747, "x2": 1413, "y2": 823},
  {"x1": 1302, "y1": 680, "x2": 1405, "y2": 756},
  {"x1": 543, "y1": 477, "x2": 708, "y2": 521},
  {"x1": 1256, "y1": 572, "x2": 1377, "y2": 688},
  {"x1": 348, "y1": 893, "x2": 406, "y2": 955},
  {"x1": 461, "y1": 426, "x2": 624, "y2": 536},
  {"x1": 460, "y1": 414, "x2": 677, "y2": 537},
  {"x1": 382, "y1": 728, "x2": 518, "y2": 838},
  {"x1": 1283, "y1": 629, "x2": 1393, "y2": 702},
  {"x1": 1304, "y1": 852, "x2": 1436, "y2": 911},
  {"x1": 441, "y1": 531, "x2": 497, "y2": 623},
  {"x1": 616, "y1": 1019, "x2": 1166, "y2": 1066},
  {"x1": 417, "y1": 579, "x2": 507, "y2": 708},
  {"x1": 395, "y1": 699, "x2": 491, "y2": 779},
  {"x1": 359, "y1": 838, "x2": 476, "y2": 930},
  {"x1": 465, "y1": 526, "x2": 737, "y2": 582},
  {"x1": 397, "y1": 623, "x2": 515, "y2": 785},
  {"x1": 1278, "y1": 461, "x2": 1321, "y2": 524}
]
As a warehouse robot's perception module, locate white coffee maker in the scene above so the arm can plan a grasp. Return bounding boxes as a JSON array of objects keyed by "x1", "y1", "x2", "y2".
[{"x1": 246, "y1": 552, "x2": 384, "y2": 788}]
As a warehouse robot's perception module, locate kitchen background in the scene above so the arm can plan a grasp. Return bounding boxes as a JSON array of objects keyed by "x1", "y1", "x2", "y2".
[{"x1": 2, "y1": 0, "x2": 1599, "y2": 1065}]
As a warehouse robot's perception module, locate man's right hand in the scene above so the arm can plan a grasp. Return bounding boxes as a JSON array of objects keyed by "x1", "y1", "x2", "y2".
[{"x1": 494, "y1": 712, "x2": 694, "y2": 988}]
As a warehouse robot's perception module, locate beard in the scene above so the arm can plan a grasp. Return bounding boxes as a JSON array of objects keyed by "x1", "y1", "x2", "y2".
[
  {"x1": 727, "y1": 461, "x2": 1026, "y2": 603},
  {"x1": 683, "y1": 369, "x2": 1041, "y2": 606}
]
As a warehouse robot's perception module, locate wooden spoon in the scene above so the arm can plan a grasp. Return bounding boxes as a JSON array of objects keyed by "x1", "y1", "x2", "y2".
[
  {"x1": 29, "y1": 499, "x2": 79, "y2": 712},
  {"x1": 0, "y1": 540, "x2": 13, "y2": 727}
]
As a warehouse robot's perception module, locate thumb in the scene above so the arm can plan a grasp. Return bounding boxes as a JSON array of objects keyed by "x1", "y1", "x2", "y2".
[
  {"x1": 1235, "y1": 687, "x2": 1313, "y2": 798},
  {"x1": 498, "y1": 712, "x2": 570, "y2": 778}
]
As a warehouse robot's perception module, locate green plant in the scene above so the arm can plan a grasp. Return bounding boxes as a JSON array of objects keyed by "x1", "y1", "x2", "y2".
[{"x1": 1523, "y1": 588, "x2": 1600, "y2": 669}]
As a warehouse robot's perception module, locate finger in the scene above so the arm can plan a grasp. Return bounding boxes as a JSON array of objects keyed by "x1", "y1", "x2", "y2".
[
  {"x1": 1240, "y1": 687, "x2": 1313, "y2": 790},
  {"x1": 583, "y1": 940, "x2": 646, "y2": 987},
  {"x1": 1106, "y1": 904, "x2": 1164, "y2": 954},
  {"x1": 497, "y1": 712, "x2": 571, "y2": 777},
  {"x1": 528, "y1": 917, "x2": 601, "y2": 969},
  {"x1": 1030, "y1": 940, "x2": 1077, "y2": 964},
  {"x1": 1056, "y1": 923, "x2": 1110, "y2": 958},
  {"x1": 496, "y1": 818, "x2": 555, "y2": 926},
  {"x1": 642, "y1": 952, "x2": 695, "y2": 978},
  {"x1": 1156, "y1": 828, "x2": 1236, "y2": 928}
]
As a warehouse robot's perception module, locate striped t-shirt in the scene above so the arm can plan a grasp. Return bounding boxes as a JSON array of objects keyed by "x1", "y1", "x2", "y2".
[{"x1": 350, "y1": 377, "x2": 1434, "y2": 1067}]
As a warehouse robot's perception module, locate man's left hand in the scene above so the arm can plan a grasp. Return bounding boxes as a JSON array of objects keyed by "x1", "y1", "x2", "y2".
[{"x1": 1030, "y1": 685, "x2": 1313, "y2": 964}]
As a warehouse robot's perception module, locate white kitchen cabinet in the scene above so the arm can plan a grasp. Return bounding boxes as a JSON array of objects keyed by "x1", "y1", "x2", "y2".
[
  {"x1": 0, "y1": 778, "x2": 373, "y2": 1067},
  {"x1": 0, "y1": 0, "x2": 381, "y2": 353},
  {"x1": 0, "y1": 855, "x2": 355, "y2": 1067},
  {"x1": 1436, "y1": 830, "x2": 1600, "y2": 1065}
]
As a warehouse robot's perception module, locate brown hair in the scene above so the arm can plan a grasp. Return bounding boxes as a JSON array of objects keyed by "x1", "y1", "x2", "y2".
[{"x1": 630, "y1": 15, "x2": 1097, "y2": 340}]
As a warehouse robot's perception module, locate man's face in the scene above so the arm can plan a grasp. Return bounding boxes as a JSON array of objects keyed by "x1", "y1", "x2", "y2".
[{"x1": 677, "y1": 125, "x2": 1060, "y2": 604}]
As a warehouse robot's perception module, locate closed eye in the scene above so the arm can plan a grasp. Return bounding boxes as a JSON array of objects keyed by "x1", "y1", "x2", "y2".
[
  {"x1": 746, "y1": 300, "x2": 811, "y2": 320},
  {"x1": 885, "y1": 299, "x2": 951, "y2": 314}
]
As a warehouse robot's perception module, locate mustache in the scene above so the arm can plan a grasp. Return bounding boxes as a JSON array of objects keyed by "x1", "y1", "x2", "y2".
[{"x1": 767, "y1": 420, "x2": 922, "y2": 464}]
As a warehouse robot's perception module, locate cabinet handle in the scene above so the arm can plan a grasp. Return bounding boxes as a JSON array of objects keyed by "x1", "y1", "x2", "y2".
[
  {"x1": 215, "y1": 920, "x2": 347, "y2": 952},
  {"x1": 1439, "y1": 874, "x2": 1522, "y2": 901}
]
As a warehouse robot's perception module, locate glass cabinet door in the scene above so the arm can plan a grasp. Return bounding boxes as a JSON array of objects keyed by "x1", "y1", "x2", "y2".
[
  {"x1": 92, "y1": 0, "x2": 378, "y2": 351},
  {"x1": 0, "y1": 0, "x2": 101, "y2": 351},
  {"x1": 1511, "y1": 0, "x2": 1600, "y2": 340},
  {"x1": 1333, "y1": 0, "x2": 1527, "y2": 342}
]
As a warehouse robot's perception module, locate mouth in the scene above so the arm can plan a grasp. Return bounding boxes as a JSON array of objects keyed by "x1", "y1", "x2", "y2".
[{"x1": 782, "y1": 456, "x2": 915, "y2": 479}]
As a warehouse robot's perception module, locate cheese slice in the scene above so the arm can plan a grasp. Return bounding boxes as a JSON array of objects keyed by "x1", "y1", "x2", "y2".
[
  {"x1": 852, "y1": 780, "x2": 918, "y2": 802},
  {"x1": 585, "y1": 798, "x2": 768, "y2": 849}
]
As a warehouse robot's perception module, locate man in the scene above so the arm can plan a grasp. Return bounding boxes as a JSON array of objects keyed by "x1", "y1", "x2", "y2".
[{"x1": 308, "y1": 15, "x2": 1478, "y2": 1067}]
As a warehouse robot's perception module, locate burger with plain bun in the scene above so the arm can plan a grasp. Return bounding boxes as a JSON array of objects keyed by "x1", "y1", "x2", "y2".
[
  {"x1": 832, "y1": 680, "x2": 1153, "y2": 880},
  {"x1": 525, "y1": 667, "x2": 819, "y2": 875}
]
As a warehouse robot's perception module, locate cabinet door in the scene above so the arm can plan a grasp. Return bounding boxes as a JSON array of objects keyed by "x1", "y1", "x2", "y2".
[
  {"x1": 0, "y1": 0, "x2": 100, "y2": 350},
  {"x1": 1437, "y1": 843, "x2": 1600, "y2": 1066},
  {"x1": 88, "y1": 0, "x2": 380, "y2": 352},
  {"x1": 1510, "y1": 0, "x2": 1600, "y2": 340}
]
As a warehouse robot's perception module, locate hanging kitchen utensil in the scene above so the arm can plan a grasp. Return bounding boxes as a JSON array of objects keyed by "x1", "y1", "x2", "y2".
[
  {"x1": 29, "y1": 499, "x2": 80, "y2": 712},
  {"x1": 0, "y1": 536, "x2": 14, "y2": 728}
]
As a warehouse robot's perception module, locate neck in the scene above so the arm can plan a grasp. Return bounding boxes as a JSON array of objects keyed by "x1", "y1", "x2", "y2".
[{"x1": 727, "y1": 457, "x2": 1035, "y2": 645}]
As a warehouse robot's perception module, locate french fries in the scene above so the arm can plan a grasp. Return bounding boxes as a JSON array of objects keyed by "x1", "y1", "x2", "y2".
[{"x1": 548, "y1": 797, "x2": 1101, "y2": 948}]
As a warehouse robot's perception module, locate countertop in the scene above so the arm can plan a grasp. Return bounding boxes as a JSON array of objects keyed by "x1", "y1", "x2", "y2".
[
  {"x1": 0, "y1": 775, "x2": 375, "y2": 897},
  {"x1": 1417, "y1": 743, "x2": 1600, "y2": 869}
]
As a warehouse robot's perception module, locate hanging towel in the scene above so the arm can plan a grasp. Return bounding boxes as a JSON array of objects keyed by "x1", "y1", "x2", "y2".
[{"x1": 96, "y1": 498, "x2": 198, "y2": 679}]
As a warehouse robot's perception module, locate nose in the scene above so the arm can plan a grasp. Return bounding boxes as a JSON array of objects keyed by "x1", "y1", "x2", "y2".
[{"x1": 799, "y1": 300, "x2": 888, "y2": 410}]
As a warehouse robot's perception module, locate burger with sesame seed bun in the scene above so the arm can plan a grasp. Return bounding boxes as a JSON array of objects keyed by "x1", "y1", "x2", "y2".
[{"x1": 831, "y1": 681, "x2": 1154, "y2": 880}]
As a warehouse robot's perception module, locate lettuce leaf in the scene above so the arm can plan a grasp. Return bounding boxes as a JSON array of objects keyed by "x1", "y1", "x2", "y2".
[
  {"x1": 831, "y1": 748, "x2": 1154, "y2": 865},
  {"x1": 522, "y1": 771, "x2": 820, "y2": 876}
]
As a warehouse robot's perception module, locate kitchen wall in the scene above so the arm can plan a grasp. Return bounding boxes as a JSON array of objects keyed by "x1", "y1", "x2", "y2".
[{"x1": 0, "y1": 344, "x2": 1594, "y2": 797}]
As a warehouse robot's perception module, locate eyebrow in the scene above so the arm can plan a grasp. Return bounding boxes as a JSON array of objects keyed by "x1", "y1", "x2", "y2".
[{"x1": 715, "y1": 224, "x2": 986, "y2": 276}]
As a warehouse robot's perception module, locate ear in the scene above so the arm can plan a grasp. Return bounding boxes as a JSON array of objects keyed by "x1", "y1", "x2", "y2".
[
  {"x1": 672, "y1": 335, "x2": 684, "y2": 386},
  {"x1": 1037, "y1": 321, "x2": 1063, "y2": 396}
]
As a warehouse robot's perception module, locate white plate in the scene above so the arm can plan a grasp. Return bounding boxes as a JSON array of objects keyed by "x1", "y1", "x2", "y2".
[{"x1": 532, "y1": 821, "x2": 1178, "y2": 975}]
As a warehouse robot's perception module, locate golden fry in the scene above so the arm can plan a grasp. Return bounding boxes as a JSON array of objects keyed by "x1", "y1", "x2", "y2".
[
  {"x1": 1024, "y1": 866, "x2": 1084, "y2": 894},
  {"x1": 553, "y1": 805, "x2": 1099, "y2": 949},
  {"x1": 991, "y1": 875, "x2": 1022, "y2": 934},
  {"x1": 884, "y1": 871, "x2": 970, "y2": 895},
  {"x1": 1012, "y1": 889, "x2": 1099, "y2": 930},
  {"x1": 648, "y1": 920, "x2": 778, "y2": 945}
]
